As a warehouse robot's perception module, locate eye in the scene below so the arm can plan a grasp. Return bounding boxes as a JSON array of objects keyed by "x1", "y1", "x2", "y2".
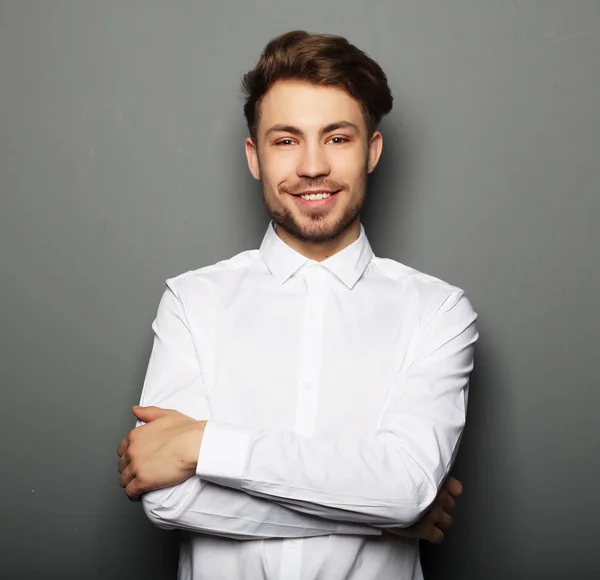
[
  {"x1": 275, "y1": 139, "x2": 296, "y2": 146},
  {"x1": 328, "y1": 136, "x2": 349, "y2": 144}
]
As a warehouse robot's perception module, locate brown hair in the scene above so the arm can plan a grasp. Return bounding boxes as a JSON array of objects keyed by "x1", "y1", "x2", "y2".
[{"x1": 242, "y1": 30, "x2": 393, "y2": 141}]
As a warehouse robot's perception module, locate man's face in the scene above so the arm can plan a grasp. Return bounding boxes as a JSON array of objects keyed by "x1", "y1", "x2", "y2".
[{"x1": 245, "y1": 81, "x2": 382, "y2": 243}]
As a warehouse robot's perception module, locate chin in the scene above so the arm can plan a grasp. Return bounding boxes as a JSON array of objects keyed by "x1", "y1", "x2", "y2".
[
  {"x1": 270, "y1": 199, "x2": 360, "y2": 243},
  {"x1": 294, "y1": 220, "x2": 347, "y2": 242}
]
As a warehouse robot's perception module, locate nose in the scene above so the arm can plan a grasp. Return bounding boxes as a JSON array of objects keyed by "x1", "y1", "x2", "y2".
[{"x1": 296, "y1": 142, "x2": 330, "y2": 178}]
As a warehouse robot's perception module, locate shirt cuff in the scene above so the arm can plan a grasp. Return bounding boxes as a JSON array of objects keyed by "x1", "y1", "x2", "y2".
[{"x1": 196, "y1": 420, "x2": 252, "y2": 489}]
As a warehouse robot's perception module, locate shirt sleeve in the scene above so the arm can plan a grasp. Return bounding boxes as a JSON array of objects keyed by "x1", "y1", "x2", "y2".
[
  {"x1": 196, "y1": 291, "x2": 478, "y2": 528},
  {"x1": 137, "y1": 281, "x2": 380, "y2": 540}
]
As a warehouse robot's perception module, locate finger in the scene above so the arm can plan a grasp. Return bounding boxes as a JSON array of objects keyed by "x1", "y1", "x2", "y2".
[
  {"x1": 119, "y1": 465, "x2": 130, "y2": 487},
  {"x1": 125, "y1": 471, "x2": 161, "y2": 502},
  {"x1": 428, "y1": 527, "x2": 444, "y2": 544},
  {"x1": 118, "y1": 452, "x2": 130, "y2": 474},
  {"x1": 435, "y1": 510, "x2": 453, "y2": 532},
  {"x1": 125, "y1": 479, "x2": 142, "y2": 502},
  {"x1": 116, "y1": 436, "x2": 129, "y2": 457},
  {"x1": 132, "y1": 405, "x2": 165, "y2": 422},
  {"x1": 119, "y1": 463, "x2": 137, "y2": 487},
  {"x1": 442, "y1": 492, "x2": 456, "y2": 514},
  {"x1": 445, "y1": 477, "x2": 463, "y2": 498}
]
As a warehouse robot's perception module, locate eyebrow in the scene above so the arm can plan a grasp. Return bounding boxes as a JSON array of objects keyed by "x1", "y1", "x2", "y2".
[{"x1": 265, "y1": 121, "x2": 361, "y2": 138}]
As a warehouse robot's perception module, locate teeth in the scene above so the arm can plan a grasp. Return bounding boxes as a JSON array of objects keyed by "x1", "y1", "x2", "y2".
[{"x1": 300, "y1": 192, "x2": 332, "y2": 201}]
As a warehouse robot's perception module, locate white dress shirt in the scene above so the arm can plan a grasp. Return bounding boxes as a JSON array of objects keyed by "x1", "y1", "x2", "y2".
[{"x1": 138, "y1": 222, "x2": 478, "y2": 580}]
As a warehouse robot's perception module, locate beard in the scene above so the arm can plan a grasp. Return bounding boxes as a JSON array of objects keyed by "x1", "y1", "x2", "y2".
[{"x1": 260, "y1": 167, "x2": 368, "y2": 244}]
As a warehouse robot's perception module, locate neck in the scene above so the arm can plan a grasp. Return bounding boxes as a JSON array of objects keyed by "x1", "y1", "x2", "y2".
[{"x1": 275, "y1": 219, "x2": 361, "y2": 262}]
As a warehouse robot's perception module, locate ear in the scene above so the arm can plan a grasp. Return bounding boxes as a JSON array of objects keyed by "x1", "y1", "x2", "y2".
[
  {"x1": 367, "y1": 131, "x2": 383, "y2": 174},
  {"x1": 245, "y1": 137, "x2": 261, "y2": 181}
]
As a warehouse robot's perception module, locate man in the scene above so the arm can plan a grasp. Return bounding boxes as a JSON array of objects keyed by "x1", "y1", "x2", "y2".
[{"x1": 117, "y1": 30, "x2": 478, "y2": 580}]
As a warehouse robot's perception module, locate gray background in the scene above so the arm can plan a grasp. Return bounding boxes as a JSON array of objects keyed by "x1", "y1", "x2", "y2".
[{"x1": 1, "y1": 1, "x2": 598, "y2": 579}]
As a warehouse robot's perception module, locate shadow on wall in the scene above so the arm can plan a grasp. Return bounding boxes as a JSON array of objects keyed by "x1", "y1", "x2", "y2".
[
  {"x1": 361, "y1": 113, "x2": 416, "y2": 259},
  {"x1": 363, "y1": 114, "x2": 517, "y2": 578},
  {"x1": 420, "y1": 331, "x2": 518, "y2": 579}
]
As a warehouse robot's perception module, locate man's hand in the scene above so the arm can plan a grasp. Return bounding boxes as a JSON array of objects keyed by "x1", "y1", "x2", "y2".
[
  {"x1": 117, "y1": 406, "x2": 206, "y2": 502},
  {"x1": 384, "y1": 477, "x2": 463, "y2": 544}
]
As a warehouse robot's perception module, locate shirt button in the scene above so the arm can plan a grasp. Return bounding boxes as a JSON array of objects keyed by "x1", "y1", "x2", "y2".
[
  {"x1": 289, "y1": 541, "x2": 296, "y2": 549},
  {"x1": 309, "y1": 310, "x2": 317, "y2": 320},
  {"x1": 305, "y1": 381, "x2": 313, "y2": 391}
]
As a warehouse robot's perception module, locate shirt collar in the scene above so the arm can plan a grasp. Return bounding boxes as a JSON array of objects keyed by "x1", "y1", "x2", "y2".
[{"x1": 259, "y1": 222, "x2": 374, "y2": 289}]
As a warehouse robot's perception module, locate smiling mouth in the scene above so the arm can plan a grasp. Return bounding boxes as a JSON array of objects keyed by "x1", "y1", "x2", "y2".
[{"x1": 292, "y1": 191, "x2": 340, "y2": 201}]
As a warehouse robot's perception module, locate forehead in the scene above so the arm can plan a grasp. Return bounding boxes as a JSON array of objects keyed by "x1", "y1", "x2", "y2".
[{"x1": 258, "y1": 80, "x2": 365, "y2": 134}]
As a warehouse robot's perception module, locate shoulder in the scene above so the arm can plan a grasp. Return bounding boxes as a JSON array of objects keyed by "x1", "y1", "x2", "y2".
[
  {"x1": 371, "y1": 256, "x2": 463, "y2": 296},
  {"x1": 163, "y1": 249, "x2": 262, "y2": 301},
  {"x1": 370, "y1": 256, "x2": 478, "y2": 324}
]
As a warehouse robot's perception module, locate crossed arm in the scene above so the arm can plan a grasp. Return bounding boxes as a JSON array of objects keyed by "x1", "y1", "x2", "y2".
[{"x1": 117, "y1": 283, "x2": 476, "y2": 542}]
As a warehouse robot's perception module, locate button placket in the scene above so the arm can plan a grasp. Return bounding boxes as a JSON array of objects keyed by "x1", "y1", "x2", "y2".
[
  {"x1": 294, "y1": 265, "x2": 325, "y2": 438},
  {"x1": 279, "y1": 538, "x2": 302, "y2": 580},
  {"x1": 282, "y1": 265, "x2": 325, "y2": 580}
]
